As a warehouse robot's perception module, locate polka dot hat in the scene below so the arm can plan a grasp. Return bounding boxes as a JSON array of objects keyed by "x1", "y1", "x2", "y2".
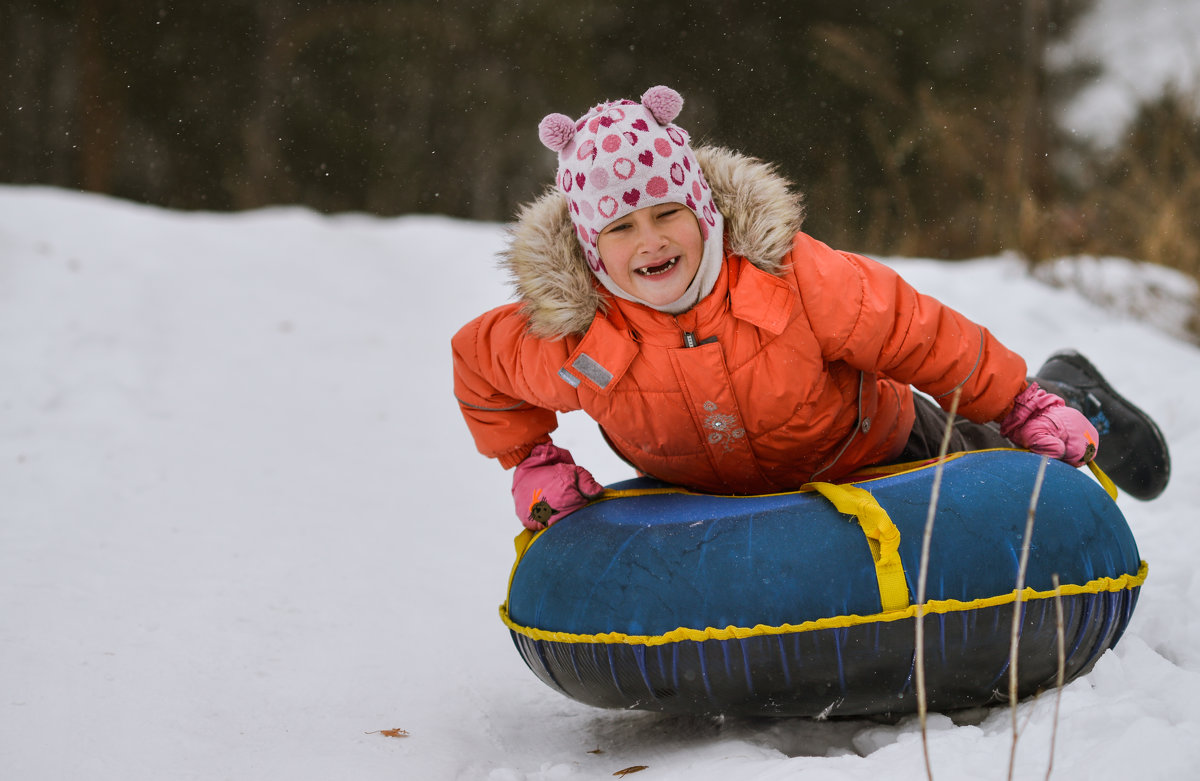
[{"x1": 538, "y1": 86, "x2": 724, "y2": 311}]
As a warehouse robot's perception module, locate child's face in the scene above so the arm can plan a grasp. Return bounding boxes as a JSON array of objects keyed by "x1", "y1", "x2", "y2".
[{"x1": 596, "y1": 203, "x2": 704, "y2": 307}]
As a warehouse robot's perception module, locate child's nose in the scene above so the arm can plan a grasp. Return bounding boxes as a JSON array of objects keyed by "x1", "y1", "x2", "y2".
[{"x1": 637, "y1": 228, "x2": 668, "y2": 253}]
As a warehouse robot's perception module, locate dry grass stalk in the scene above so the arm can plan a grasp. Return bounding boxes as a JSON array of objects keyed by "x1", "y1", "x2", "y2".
[
  {"x1": 915, "y1": 387, "x2": 962, "y2": 781},
  {"x1": 1007, "y1": 456, "x2": 1050, "y2": 781},
  {"x1": 1045, "y1": 573, "x2": 1067, "y2": 781}
]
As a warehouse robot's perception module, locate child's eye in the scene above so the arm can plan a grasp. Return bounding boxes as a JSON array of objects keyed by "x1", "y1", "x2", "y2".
[
  {"x1": 658, "y1": 208, "x2": 681, "y2": 219},
  {"x1": 606, "y1": 222, "x2": 631, "y2": 233}
]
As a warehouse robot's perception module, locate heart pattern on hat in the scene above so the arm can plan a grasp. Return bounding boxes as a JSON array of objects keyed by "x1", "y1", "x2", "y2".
[{"x1": 537, "y1": 86, "x2": 719, "y2": 281}]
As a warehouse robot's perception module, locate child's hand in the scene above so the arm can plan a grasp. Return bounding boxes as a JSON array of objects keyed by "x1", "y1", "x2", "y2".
[
  {"x1": 1000, "y1": 382, "x2": 1099, "y2": 466},
  {"x1": 511, "y1": 442, "x2": 605, "y2": 530}
]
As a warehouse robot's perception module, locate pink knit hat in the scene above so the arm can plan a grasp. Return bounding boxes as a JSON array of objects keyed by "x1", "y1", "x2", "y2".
[{"x1": 538, "y1": 86, "x2": 723, "y2": 310}]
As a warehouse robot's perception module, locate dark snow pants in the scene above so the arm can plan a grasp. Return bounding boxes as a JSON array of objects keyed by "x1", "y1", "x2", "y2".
[{"x1": 895, "y1": 393, "x2": 1014, "y2": 463}]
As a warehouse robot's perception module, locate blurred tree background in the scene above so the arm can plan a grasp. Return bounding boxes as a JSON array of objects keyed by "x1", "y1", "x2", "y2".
[{"x1": 3, "y1": 0, "x2": 1196, "y2": 270}]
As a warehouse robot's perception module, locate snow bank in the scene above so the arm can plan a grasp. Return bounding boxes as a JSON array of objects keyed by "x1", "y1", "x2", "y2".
[{"x1": 2, "y1": 185, "x2": 1199, "y2": 779}]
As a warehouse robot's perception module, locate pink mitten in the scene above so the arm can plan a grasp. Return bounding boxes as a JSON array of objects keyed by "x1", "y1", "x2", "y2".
[
  {"x1": 1000, "y1": 382, "x2": 1099, "y2": 466},
  {"x1": 511, "y1": 442, "x2": 605, "y2": 530}
]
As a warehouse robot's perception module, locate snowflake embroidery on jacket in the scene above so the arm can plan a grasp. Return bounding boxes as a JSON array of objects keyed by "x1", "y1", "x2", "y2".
[{"x1": 702, "y1": 400, "x2": 745, "y2": 452}]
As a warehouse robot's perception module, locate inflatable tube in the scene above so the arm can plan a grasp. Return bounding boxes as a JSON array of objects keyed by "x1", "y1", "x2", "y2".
[{"x1": 501, "y1": 450, "x2": 1146, "y2": 718}]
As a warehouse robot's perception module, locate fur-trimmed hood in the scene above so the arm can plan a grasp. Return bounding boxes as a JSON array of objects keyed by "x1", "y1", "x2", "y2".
[{"x1": 500, "y1": 147, "x2": 806, "y2": 339}]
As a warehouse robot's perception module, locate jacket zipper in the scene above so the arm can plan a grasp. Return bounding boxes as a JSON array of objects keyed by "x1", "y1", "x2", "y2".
[{"x1": 682, "y1": 331, "x2": 718, "y2": 348}]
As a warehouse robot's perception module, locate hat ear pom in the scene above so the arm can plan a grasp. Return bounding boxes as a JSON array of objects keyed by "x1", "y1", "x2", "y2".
[
  {"x1": 538, "y1": 113, "x2": 576, "y2": 153},
  {"x1": 641, "y1": 85, "x2": 683, "y2": 125}
]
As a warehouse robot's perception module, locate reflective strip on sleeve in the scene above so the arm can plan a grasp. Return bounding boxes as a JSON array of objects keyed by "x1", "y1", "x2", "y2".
[
  {"x1": 455, "y1": 396, "x2": 529, "y2": 412},
  {"x1": 572, "y1": 353, "x2": 613, "y2": 388},
  {"x1": 935, "y1": 326, "x2": 984, "y2": 399}
]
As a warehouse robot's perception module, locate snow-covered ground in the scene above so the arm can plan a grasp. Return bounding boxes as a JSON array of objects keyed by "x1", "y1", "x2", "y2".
[
  {"x1": 2, "y1": 185, "x2": 1199, "y2": 780},
  {"x1": 6, "y1": 3, "x2": 1200, "y2": 778},
  {"x1": 1054, "y1": 0, "x2": 1200, "y2": 146}
]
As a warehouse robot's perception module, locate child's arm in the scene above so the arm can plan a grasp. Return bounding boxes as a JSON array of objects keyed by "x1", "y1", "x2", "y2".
[
  {"x1": 451, "y1": 303, "x2": 575, "y2": 468},
  {"x1": 792, "y1": 239, "x2": 1098, "y2": 465},
  {"x1": 789, "y1": 232, "x2": 1027, "y2": 424},
  {"x1": 454, "y1": 305, "x2": 607, "y2": 527}
]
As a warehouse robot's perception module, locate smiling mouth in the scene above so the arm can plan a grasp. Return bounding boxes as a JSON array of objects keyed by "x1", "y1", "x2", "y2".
[{"x1": 635, "y1": 257, "x2": 679, "y2": 277}]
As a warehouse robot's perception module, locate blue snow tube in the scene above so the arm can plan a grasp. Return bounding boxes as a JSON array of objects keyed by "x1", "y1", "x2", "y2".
[{"x1": 500, "y1": 449, "x2": 1145, "y2": 717}]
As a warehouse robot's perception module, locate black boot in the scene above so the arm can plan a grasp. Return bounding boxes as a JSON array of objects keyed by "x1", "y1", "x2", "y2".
[{"x1": 1034, "y1": 350, "x2": 1170, "y2": 501}]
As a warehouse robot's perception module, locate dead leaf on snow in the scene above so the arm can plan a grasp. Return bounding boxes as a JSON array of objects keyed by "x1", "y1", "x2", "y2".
[
  {"x1": 614, "y1": 766, "x2": 648, "y2": 777},
  {"x1": 365, "y1": 728, "x2": 410, "y2": 738}
]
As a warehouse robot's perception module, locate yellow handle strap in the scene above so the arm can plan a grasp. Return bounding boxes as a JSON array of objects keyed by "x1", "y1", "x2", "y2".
[
  {"x1": 808, "y1": 482, "x2": 912, "y2": 612},
  {"x1": 513, "y1": 528, "x2": 537, "y2": 560},
  {"x1": 1086, "y1": 460, "x2": 1119, "y2": 501}
]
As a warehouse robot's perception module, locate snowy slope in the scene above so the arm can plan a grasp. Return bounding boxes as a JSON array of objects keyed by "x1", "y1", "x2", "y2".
[
  {"x1": 1054, "y1": 0, "x2": 1200, "y2": 145},
  {"x1": 2, "y1": 185, "x2": 1199, "y2": 780}
]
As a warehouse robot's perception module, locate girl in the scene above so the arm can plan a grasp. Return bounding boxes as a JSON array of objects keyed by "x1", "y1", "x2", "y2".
[{"x1": 452, "y1": 86, "x2": 1169, "y2": 529}]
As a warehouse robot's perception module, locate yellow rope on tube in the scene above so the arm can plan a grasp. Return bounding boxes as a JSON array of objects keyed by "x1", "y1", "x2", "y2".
[{"x1": 806, "y1": 481, "x2": 912, "y2": 612}]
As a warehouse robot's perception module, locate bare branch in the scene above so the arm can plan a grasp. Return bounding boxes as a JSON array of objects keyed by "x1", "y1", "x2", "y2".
[
  {"x1": 1046, "y1": 573, "x2": 1066, "y2": 781},
  {"x1": 1007, "y1": 455, "x2": 1050, "y2": 781},
  {"x1": 916, "y1": 387, "x2": 962, "y2": 781}
]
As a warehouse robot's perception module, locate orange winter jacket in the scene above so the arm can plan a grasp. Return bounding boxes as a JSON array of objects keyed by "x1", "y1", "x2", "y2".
[{"x1": 453, "y1": 148, "x2": 1027, "y2": 494}]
